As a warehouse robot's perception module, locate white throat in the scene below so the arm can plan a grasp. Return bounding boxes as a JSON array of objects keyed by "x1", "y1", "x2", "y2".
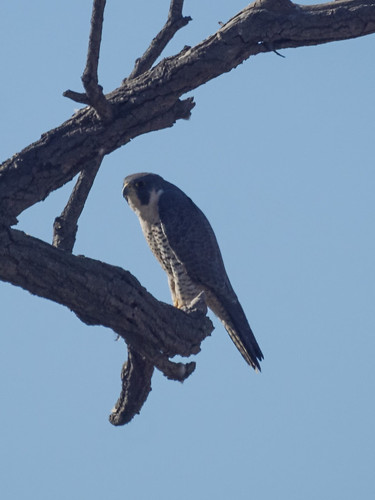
[{"x1": 129, "y1": 187, "x2": 164, "y2": 224}]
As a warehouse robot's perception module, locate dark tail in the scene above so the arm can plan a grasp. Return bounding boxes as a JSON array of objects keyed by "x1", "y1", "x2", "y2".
[{"x1": 207, "y1": 292, "x2": 263, "y2": 371}]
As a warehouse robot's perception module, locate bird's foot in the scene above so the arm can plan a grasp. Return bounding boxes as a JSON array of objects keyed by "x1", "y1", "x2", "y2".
[{"x1": 180, "y1": 291, "x2": 207, "y2": 315}]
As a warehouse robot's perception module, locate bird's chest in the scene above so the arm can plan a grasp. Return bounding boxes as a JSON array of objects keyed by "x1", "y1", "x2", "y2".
[
  {"x1": 142, "y1": 222, "x2": 202, "y2": 307},
  {"x1": 142, "y1": 222, "x2": 180, "y2": 272}
]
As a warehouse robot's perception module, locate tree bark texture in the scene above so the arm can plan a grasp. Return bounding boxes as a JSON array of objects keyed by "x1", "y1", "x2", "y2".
[
  {"x1": 0, "y1": 227, "x2": 211, "y2": 361},
  {"x1": 1, "y1": 0, "x2": 374, "y2": 223},
  {"x1": 0, "y1": 0, "x2": 374, "y2": 423}
]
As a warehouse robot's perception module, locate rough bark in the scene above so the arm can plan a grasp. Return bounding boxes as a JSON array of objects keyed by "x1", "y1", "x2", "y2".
[
  {"x1": 109, "y1": 348, "x2": 155, "y2": 426},
  {"x1": 0, "y1": 225, "x2": 212, "y2": 423},
  {"x1": 0, "y1": 227, "x2": 212, "y2": 360},
  {"x1": 1, "y1": 0, "x2": 374, "y2": 223},
  {"x1": 1, "y1": 0, "x2": 374, "y2": 424}
]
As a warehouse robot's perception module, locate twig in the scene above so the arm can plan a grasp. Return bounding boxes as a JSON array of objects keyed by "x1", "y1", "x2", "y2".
[
  {"x1": 53, "y1": 152, "x2": 104, "y2": 252},
  {"x1": 127, "y1": 0, "x2": 191, "y2": 80},
  {"x1": 153, "y1": 356, "x2": 196, "y2": 381},
  {"x1": 62, "y1": 90, "x2": 90, "y2": 105},
  {"x1": 82, "y1": 0, "x2": 112, "y2": 119},
  {"x1": 64, "y1": 0, "x2": 113, "y2": 120}
]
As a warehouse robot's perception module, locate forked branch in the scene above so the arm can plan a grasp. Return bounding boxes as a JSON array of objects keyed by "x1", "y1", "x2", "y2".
[
  {"x1": 1, "y1": 0, "x2": 375, "y2": 425},
  {"x1": 0, "y1": 226, "x2": 213, "y2": 424},
  {"x1": 64, "y1": 0, "x2": 113, "y2": 120},
  {"x1": 109, "y1": 344, "x2": 197, "y2": 425}
]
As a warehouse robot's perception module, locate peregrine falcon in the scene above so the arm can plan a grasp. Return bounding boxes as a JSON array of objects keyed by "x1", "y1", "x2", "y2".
[{"x1": 122, "y1": 173, "x2": 263, "y2": 371}]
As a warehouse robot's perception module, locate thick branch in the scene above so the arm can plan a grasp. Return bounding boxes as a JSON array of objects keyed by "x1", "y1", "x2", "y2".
[
  {"x1": 1, "y1": 1, "x2": 374, "y2": 224},
  {"x1": 108, "y1": 343, "x2": 198, "y2": 426},
  {"x1": 0, "y1": 227, "x2": 213, "y2": 362},
  {"x1": 1, "y1": 0, "x2": 373, "y2": 425},
  {"x1": 0, "y1": 97, "x2": 194, "y2": 225},
  {"x1": 109, "y1": 347, "x2": 155, "y2": 426}
]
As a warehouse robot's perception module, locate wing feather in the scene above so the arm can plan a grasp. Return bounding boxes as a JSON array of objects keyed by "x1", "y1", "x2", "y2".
[
  {"x1": 158, "y1": 188, "x2": 227, "y2": 290},
  {"x1": 158, "y1": 186, "x2": 263, "y2": 369}
]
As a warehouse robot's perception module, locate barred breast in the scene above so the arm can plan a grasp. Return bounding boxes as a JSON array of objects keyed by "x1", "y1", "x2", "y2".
[{"x1": 143, "y1": 222, "x2": 202, "y2": 309}]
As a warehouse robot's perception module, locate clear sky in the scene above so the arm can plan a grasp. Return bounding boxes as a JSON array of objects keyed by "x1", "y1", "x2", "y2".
[{"x1": 1, "y1": 1, "x2": 374, "y2": 499}]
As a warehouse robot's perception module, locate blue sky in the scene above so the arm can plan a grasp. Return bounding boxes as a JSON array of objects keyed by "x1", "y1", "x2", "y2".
[{"x1": 1, "y1": 1, "x2": 374, "y2": 499}]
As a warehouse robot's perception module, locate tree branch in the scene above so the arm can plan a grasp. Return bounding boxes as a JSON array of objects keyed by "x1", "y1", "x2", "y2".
[
  {"x1": 127, "y1": 0, "x2": 192, "y2": 80},
  {"x1": 64, "y1": 0, "x2": 113, "y2": 120},
  {"x1": 1, "y1": 1, "x2": 374, "y2": 225},
  {"x1": 0, "y1": 226, "x2": 212, "y2": 424},
  {"x1": 1, "y1": 0, "x2": 375, "y2": 424},
  {"x1": 0, "y1": 227, "x2": 213, "y2": 362},
  {"x1": 0, "y1": 97, "x2": 194, "y2": 225},
  {"x1": 109, "y1": 347, "x2": 155, "y2": 426},
  {"x1": 52, "y1": 152, "x2": 104, "y2": 252},
  {"x1": 108, "y1": 344, "x2": 197, "y2": 425}
]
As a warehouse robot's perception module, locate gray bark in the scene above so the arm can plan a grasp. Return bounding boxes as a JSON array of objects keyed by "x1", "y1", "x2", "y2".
[{"x1": 1, "y1": 0, "x2": 374, "y2": 423}]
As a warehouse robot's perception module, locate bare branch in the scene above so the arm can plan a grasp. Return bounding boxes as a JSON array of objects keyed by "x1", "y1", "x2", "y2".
[
  {"x1": 109, "y1": 344, "x2": 197, "y2": 426},
  {"x1": 0, "y1": 226, "x2": 211, "y2": 424},
  {"x1": 62, "y1": 90, "x2": 90, "y2": 105},
  {"x1": 65, "y1": 0, "x2": 113, "y2": 120},
  {"x1": 109, "y1": 347, "x2": 155, "y2": 426},
  {"x1": 0, "y1": 97, "x2": 195, "y2": 225},
  {"x1": 168, "y1": 0, "x2": 185, "y2": 19},
  {"x1": 0, "y1": 225, "x2": 212, "y2": 425},
  {"x1": 0, "y1": 227, "x2": 213, "y2": 361},
  {"x1": 146, "y1": 354, "x2": 196, "y2": 382},
  {"x1": 127, "y1": 0, "x2": 191, "y2": 80},
  {"x1": 53, "y1": 152, "x2": 104, "y2": 252},
  {"x1": 2, "y1": 0, "x2": 375, "y2": 423},
  {"x1": 2, "y1": 1, "x2": 374, "y2": 226}
]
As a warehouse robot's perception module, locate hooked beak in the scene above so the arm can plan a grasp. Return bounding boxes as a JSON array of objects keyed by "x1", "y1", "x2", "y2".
[{"x1": 122, "y1": 181, "x2": 130, "y2": 201}]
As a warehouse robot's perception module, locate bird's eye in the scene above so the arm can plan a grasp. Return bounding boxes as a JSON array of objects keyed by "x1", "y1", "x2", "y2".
[{"x1": 135, "y1": 180, "x2": 145, "y2": 189}]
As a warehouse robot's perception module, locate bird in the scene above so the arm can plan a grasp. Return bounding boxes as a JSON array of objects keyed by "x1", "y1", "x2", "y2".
[{"x1": 122, "y1": 172, "x2": 263, "y2": 371}]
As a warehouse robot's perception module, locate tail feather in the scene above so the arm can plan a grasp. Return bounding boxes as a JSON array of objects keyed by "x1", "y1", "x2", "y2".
[
  {"x1": 206, "y1": 292, "x2": 263, "y2": 371},
  {"x1": 224, "y1": 318, "x2": 263, "y2": 371}
]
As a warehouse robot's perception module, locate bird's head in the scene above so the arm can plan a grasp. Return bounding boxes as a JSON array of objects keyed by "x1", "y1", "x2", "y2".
[{"x1": 122, "y1": 172, "x2": 165, "y2": 221}]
